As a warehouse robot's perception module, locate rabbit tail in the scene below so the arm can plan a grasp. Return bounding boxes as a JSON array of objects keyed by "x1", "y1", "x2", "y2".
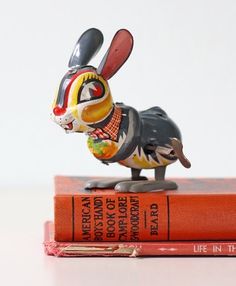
[{"x1": 170, "y1": 138, "x2": 191, "y2": 168}]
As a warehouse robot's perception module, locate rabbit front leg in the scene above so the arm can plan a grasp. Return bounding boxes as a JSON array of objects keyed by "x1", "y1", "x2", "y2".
[
  {"x1": 84, "y1": 168, "x2": 147, "y2": 190},
  {"x1": 131, "y1": 168, "x2": 147, "y2": 181}
]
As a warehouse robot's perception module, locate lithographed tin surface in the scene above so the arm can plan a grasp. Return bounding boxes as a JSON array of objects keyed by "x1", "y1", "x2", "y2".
[{"x1": 51, "y1": 28, "x2": 191, "y2": 192}]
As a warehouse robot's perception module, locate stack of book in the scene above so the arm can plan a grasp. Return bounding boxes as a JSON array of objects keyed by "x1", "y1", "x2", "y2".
[{"x1": 44, "y1": 176, "x2": 236, "y2": 257}]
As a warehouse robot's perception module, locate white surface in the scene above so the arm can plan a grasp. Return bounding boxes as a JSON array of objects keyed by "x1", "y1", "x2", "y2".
[
  {"x1": 1, "y1": 188, "x2": 236, "y2": 286},
  {"x1": 0, "y1": 0, "x2": 236, "y2": 188},
  {"x1": 1, "y1": 1, "x2": 236, "y2": 284}
]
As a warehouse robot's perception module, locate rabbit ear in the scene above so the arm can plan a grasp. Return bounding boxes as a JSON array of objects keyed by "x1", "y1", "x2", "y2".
[
  {"x1": 97, "y1": 29, "x2": 133, "y2": 80},
  {"x1": 68, "y1": 28, "x2": 104, "y2": 68}
]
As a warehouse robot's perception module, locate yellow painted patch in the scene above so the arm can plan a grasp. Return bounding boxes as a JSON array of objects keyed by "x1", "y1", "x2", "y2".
[
  {"x1": 132, "y1": 154, "x2": 159, "y2": 168},
  {"x1": 158, "y1": 156, "x2": 171, "y2": 166},
  {"x1": 119, "y1": 152, "x2": 174, "y2": 169},
  {"x1": 81, "y1": 93, "x2": 113, "y2": 123},
  {"x1": 77, "y1": 125, "x2": 89, "y2": 132}
]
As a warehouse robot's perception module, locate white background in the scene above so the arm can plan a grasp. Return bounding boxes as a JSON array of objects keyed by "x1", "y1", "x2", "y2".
[
  {"x1": 0, "y1": 0, "x2": 236, "y2": 285},
  {"x1": 1, "y1": 0, "x2": 236, "y2": 189}
]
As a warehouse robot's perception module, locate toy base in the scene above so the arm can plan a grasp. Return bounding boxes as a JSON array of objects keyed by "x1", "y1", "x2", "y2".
[
  {"x1": 85, "y1": 178, "x2": 177, "y2": 192},
  {"x1": 115, "y1": 180, "x2": 178, "y2": 192}
]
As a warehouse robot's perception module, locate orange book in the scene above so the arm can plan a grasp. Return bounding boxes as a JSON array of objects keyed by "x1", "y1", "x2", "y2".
[
  {"x1": 54, "y1": 176, "x2": 236, "y2": 242},
  {"x1": 45, "y1": 221, "x2": 236, "y2": 257}
]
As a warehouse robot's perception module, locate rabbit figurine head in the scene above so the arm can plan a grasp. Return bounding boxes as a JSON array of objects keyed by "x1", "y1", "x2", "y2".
[{"x1": 51, "y1": 28, "x2": 133, "y2": 134}]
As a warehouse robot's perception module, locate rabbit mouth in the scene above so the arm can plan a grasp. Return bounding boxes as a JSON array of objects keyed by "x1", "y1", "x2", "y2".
[{"x1": 62, "y1": 120, "x2": 75, "y2": 130}]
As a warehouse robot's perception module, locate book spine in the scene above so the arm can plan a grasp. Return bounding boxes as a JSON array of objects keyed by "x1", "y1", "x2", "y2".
[
  {"x1": 52, "y1": 242, "x2": 236, "y2": 257},
  {"x1": 55, "y1": 193, "x2": 168, "y2": 241},
  {"x1": 45, "y1": 243, "x2": 236, "y2": 258},
  {"x1": 54, "y1": 193, "x2": 236, "y2": 242}
]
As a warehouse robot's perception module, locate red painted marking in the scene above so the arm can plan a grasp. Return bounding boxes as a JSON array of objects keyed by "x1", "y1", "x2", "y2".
[
  {"x1": 66, "y1": 122, "x2": 73, "y2": 130},
  {"x1": 92, "y1": 82, "x2": 103, "y2": 97},
  {"x1": 63, "y1": 69, "x2": 92, "y2": 109},
  {"x1": 53, "y1": 106, "x2": 66, "y2": 116}
]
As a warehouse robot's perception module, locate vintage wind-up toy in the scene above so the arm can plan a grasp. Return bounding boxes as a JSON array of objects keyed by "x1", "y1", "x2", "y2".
[{"x1": 51, "y1": 28, "x2": 191, "y2": 192}]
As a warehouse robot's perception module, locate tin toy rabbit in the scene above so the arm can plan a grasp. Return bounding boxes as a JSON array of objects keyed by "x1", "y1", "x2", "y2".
[{"x1": 51, "y1": 28, "x2": 191, "y2": 192}]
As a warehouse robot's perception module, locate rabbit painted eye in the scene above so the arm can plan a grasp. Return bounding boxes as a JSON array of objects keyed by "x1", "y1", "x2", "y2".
[{"x1": 79, "y1": 80, "x2": 104, "y2": 102}]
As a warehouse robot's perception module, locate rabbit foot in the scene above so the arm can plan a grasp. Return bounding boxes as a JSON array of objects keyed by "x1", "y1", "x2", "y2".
[
  {"x1": 85, "y1": 176, "x2": 148, "y2": 190},
  {"x1": 85, "y1": 178, "x2": 133, "y2": 189},
  {"x1": 115, "y1": 180, "x2": 178, "y2": 193}
]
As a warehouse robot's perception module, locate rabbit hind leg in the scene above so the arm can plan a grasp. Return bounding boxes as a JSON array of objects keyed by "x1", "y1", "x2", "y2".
[{"x1": 115, "y1": 166, "x2": 178, "y2": 192}]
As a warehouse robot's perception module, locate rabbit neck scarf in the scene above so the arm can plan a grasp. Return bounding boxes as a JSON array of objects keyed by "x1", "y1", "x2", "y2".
[{"x1": 88, "y1": 106, "x2": 122, "y2": 141}]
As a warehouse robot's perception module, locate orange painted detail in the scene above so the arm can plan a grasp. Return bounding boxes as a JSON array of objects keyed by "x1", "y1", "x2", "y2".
[
  {"x1": 81, "y1": 93, "x2": 113, "y2": 123},
  {"x1": 87, "y1": 138, "x2": 119, "y2": 160},
  {"x1": 118, "y1": 160, "x2": 127, "y2": 167}
]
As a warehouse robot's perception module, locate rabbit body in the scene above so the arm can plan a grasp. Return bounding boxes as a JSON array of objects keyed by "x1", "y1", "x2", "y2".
[{"x1": 87, "y1": 103, "x2": 181, "y2": 169}]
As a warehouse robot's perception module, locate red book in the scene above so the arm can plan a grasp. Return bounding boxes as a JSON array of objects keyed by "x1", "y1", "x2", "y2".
[
  {"x1": 44, "y1": 221, "x2": 236, "y2": 257},
  {"x1": 54, "y1": 176, "x2": 236, "y2": 242}
]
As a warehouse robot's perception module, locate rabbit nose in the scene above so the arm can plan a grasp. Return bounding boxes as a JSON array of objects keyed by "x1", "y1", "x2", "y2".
[{"x1": 53, "y1": 106, "x2": 66, "y2": 116}]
